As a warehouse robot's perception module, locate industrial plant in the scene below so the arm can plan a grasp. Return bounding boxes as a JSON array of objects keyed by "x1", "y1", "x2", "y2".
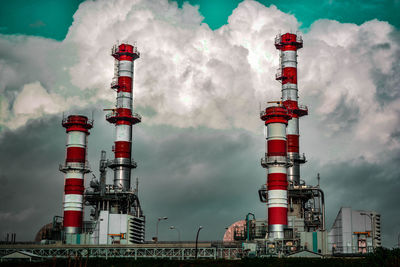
[
  {"x1": 58, "y1": 43, "x2": 145, "y2": 245},
  {"x1": 0, "y1": 34, "x2": 381, "y2": 260},
  {"x1": 222, "y1": 33, "x2": 381, "y2": 257}
]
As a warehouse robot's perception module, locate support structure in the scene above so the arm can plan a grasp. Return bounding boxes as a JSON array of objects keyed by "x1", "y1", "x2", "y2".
[
  {"x1": 60, "y1": 115, "x2": 93, "y2": 234},
  {"x1": 84, "y1": 43, "x2": 145, "y2": 244},
  {"x1": 275, "y1": 33, "x2": 307, "y2": 186},
  {"x1": 261, "y1": 104, "x2": 291, "y2": 240},
  {"x1": 253, "y1": 33, "x2": 326, "y2": 253},
  {"x1": 0, "y1": 244, "x2": 243, "y2": 260},
  {"x1": 106, "y1": 43, "x2": 141, "y2": 191},
  {"x1": 275, "y1": 33, "x2": 324, "y2": 232}
]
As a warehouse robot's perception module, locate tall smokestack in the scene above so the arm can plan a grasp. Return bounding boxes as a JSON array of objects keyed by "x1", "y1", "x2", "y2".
[
  {"x1": 261, "y1": 104, "x2": 291, "y2": 239},
  {"x1": 106, "y1": 43, "x2": 141, "y2": 191},
  {"x1": 60, "y1": 115, "x2": 93, "y2": 234},
  {"x1": 275, "y1": 33, "x2": 307, "y2": 185}
]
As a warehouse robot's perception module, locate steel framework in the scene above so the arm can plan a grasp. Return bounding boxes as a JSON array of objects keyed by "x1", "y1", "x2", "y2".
[{"x1": 0, "y1": 245, "x2": 243, "y2": 260}]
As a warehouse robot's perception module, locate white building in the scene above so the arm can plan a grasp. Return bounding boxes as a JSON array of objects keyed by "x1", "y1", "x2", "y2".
[{"x1": 328, "y1": 207, "x2": 381, "y2": 254}]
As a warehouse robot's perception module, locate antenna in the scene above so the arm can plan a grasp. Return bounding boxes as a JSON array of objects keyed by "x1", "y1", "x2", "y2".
[{"x1": 136, "y1": 177, "x2": 139, "y2": 196}]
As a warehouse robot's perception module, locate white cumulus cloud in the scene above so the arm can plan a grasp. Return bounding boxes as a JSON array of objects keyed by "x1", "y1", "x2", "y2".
[{"x1": 0, "y1": 0, "x2": 398, "y2": 163}]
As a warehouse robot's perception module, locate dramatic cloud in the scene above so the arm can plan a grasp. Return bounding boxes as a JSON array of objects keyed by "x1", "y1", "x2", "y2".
[
  {"x1": 0, "y1": 0, "x2": 399, "y2": 246},
  {"x1": 0, "y1": 110, "x2": 267, "y2": 241},
  {"x1": 0, "y1": 0, "x2": 398, "y2": 160},
  {"x1": 301, "y1": 19, "x2": 400, "y2": 163}
]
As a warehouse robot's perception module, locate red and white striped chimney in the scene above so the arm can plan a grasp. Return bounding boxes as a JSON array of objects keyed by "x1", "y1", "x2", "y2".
[
  {"x1": 261, "y1": 104, "x2": 291, "y2": 239},
  {"x1": 275, "y1": 33, "x2": 307, "y2": 186},
  {"x1": 60, "y1": 115, "x2": 93, "y2": 234},
  {"x1": 106, "y1": 43, "x2": 141, "y2": 191}
]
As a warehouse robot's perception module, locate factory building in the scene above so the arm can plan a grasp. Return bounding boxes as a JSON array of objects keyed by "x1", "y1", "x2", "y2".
[
  {"x1": 328, "y1": 207, "x2": 381, "y2": 254},
  {"x1": 260, "y1": 33, "x2": 326, "y2": 254},
  {"x1": 223, "y1": 32, "x2": 382, "y2": 257},
  {"x1": 224, "y1": 33, "x2": 327, "y2": 255}
]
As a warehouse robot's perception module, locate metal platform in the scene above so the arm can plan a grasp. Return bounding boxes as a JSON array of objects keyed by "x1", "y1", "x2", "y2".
[{"x1": 0, "y1": 243, "x2": 243, "y2": 260}]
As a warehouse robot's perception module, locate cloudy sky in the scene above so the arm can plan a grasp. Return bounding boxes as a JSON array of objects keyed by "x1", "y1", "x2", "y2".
[{"x1": 0, "y1": 0, "x2": 399, "y2": 247}]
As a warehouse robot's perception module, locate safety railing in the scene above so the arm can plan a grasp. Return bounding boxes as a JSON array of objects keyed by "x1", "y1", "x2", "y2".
[
  {"x1": 106, "y1": 112, "x2": 141, "y2": 121},
  {"x1": 111, "y1": 43, "x2": 140, "y2": 57},
  {"x1": 275, "y1": 68, "x2": 283, "y2": 80},
  {"x1": 59, "y1": 161, "x2": 90, "y2": 173},
  {"x1": 261, "y1": 156, "x2": 288, "y2": 167}
]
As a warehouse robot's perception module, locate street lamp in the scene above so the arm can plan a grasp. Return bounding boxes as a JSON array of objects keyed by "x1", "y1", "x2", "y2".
[
  {"x1": 154, "y1": 216, "x2": 168, "y2": 243},
  {"x1": 398, "y1": 233, "x2": 400, "y2": 248},
  {"x1": 360, "y1": 213, "x2": 374, "y2": 250},
  {"x1": 169, "y1": 226, "x2": 181, "y2": 242},
  {"x1": 195, "y1": 226, "x2": 203, "y2": 259}
]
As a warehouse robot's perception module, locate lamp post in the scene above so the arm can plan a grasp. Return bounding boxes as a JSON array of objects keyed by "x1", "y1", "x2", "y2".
[
  {"x1": 169, "y1": 226, "x2": 181, "y2": 242},
  {"x1": 154, "y1": 216, "x2": 168, "y2": 243},
  {"x1": 360, "y1": 213, "x2": 374, "y2": 250},
  {"x1": 195, "y1": 226, "x2": 203, "y2": 259},
  {"x1": 398, "y1": 233, "x2": 400, "y2": 248}
]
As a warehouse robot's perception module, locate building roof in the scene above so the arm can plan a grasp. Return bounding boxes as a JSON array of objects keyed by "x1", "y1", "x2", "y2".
[
  {"x1": 1, "y1": 250, "x2": 42, "y2": 259},
  {"x1": 287, "y1": 250, "x2": 323, "y2": 258}
]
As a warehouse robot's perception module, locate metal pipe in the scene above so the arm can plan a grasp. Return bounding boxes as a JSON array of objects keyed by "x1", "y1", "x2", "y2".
[
  {"x1": 317, "y1": 188, "x2": 326, "y2": 231},
  {"x1": 289, "y1": 186, "x2": 325, "y2": 231},
  {"x1": 245, "y1": 213, "x2": 255, "y2": 241},
  {"x1": 99, "y1": 150, "x2": 107, "y2": 196},
  {"x1": 290, "y1": 197, "x2": 293, "y2": 211},
  {"x1": 316, "y1": 188, "x2": 325, "y2": 231}
]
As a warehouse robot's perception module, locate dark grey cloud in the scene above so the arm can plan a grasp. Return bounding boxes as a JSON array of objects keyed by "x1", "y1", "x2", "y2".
[
  {"x1": 0, "y1": 110, "x2": 267, "y2": 242},
  {"x1": 0, "y1": 109, "x2": 399, "y2": 246},
  {"x1": 133, "y1": 126, "x2": 266, "y2": 241},
  {"x1": 0, "y1": 115, "x2": 65, "y2": 241},
  {"x1": 87, "y1": 112, "x2": 268, "y2": 241},
  {"x1": 304, "y1": 154, "x2": 400, "y2": 248},
  {"x1": 372, "y1": 58, "x2": 400, "y2": 106},
  {"x1": 326, "y1": 94, "x2": 360, "y2": 132},
  {"x1": 370, "y1": 30, "x2": 400, "y2": 106}
]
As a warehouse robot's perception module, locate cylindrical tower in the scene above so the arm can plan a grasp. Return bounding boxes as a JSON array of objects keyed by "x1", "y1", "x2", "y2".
[
  {"x1": 275, "y1": 33, "x2": 307, "y2": 186},
  {"x1": 106, "y1": 43, "x2": 141, "y2": 191},
  {"x1": 60, "y1": 115, "x2": 93, "y2": 234},
  {"x1": 261, "y1": 104, "x2": 291, "y2": 239}
]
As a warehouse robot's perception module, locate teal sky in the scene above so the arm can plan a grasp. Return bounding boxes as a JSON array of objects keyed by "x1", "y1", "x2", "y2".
[{"x1": 0, "y1": 0, "x2": 398, "y2": 41}]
